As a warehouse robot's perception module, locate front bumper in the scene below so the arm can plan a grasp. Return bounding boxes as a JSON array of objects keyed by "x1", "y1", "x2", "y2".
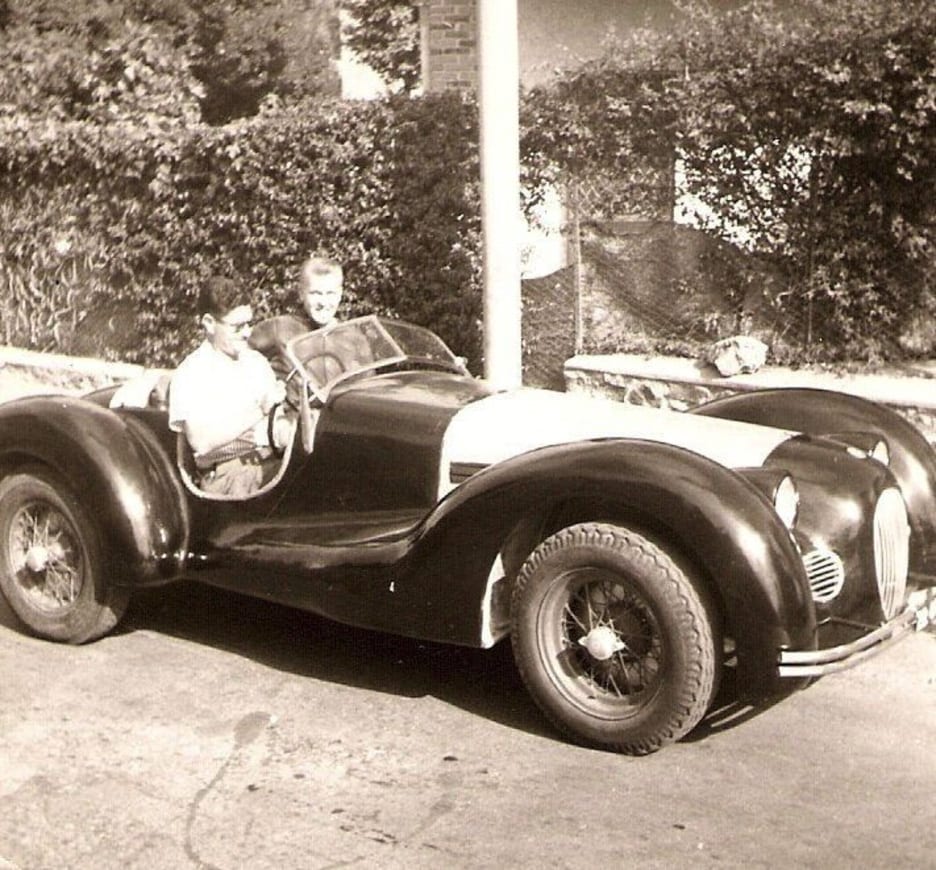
[{"x1": 778, "y1": 587, "x2": 936, "y2": 677}]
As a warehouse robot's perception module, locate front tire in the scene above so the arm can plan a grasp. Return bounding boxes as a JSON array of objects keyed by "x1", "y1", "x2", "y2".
[
  {"x1": 0, "y1": 470, "x2": 129, "y2": 643},
  {"x1": 511, "y1": 522, "x2": 720, "y2": 755}
]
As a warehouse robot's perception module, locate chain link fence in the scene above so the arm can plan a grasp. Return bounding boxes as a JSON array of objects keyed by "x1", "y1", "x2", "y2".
[
  {"x1": 567, "y1": 172, "x2": 806, "y2": 353},
  {"x1": 521, "y1": 170, "x2": 741, "y2": 388},
  {"x1": 521, "y1": 168, "x2": 934, "y2": 389}
]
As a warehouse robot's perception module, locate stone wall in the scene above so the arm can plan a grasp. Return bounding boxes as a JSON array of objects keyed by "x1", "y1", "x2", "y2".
[{"x1": 565, "y1": 353, "x2": 936, "y2": 444}]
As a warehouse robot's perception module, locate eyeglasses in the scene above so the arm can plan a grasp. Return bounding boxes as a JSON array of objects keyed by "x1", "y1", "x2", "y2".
[
  {"x1": 206, "y1": 303, "x2": 252, "y2": 334},
  {"x1": 218, "y1": 317, "x2": 252, "y2": 333}
]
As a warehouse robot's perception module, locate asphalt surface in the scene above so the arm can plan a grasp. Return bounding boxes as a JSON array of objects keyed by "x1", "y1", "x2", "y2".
[
  {"x1": 0, "y1": 370, "x2": 935, "y2": 869},
  {"x1": 1, "y1": 583, "x2": 935, "y2": 870}
]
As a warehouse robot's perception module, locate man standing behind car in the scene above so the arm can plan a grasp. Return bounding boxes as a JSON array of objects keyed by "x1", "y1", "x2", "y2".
[
  {"x1": 169, "y1": 275, "x2": 286, "y2": 497},
  {"x1": 249, "y1": 255, "x2": 344, "y2": 377}
]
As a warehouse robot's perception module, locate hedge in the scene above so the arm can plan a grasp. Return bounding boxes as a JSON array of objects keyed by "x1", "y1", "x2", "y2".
[{"x1": 0, "y1": 93, "x2": 483, "y2": 368}]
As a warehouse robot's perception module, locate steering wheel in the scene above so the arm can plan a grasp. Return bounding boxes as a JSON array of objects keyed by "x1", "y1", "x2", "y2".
[
  {"x1": 283, "y1": 368, "x2": 302, "y2": 412},
  {"x1": 313, "y1": 351, "x2": 347, "y2": 385},
  {"x1": 266, "y1": 402, "x2": 287, "y2": 458}
]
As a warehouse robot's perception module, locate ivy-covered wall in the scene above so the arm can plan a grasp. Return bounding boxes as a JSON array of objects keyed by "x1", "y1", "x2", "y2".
[{"x1": 521, "y1": 0, "x2": 936, "y2": 363}]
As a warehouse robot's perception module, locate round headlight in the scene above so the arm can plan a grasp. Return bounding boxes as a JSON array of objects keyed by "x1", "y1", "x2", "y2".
[{"x1": 773, "y1": 475, "x2": 799, "y2": 529}]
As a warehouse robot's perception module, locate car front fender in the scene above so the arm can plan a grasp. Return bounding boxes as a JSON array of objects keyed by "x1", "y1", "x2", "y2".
[
  {"x1": 0, "y1": 396, "x2": 189, "y2": 585},
  {"x1": 692, "y1": 388, "x2": 936, "y2": 577},
  {"x1": 398, "y1": 438, "x2": 815, "y2": 689}
]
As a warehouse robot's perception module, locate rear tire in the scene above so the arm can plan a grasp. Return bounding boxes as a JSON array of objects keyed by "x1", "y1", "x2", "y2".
[
  {"x1": 511, "y1": 522, "x2": 720, "y2": 754},
  {"x1": 0, "y1": 470, "x2": 129, "y2": 643}
]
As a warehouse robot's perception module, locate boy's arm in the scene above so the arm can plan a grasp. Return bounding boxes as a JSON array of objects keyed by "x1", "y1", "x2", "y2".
[
  {"x1": 170, "y1": 363, "x2": 270, "y2": 457},
  {"x1": 180, "y1": 405, "x2": 267, "y2": 457}
]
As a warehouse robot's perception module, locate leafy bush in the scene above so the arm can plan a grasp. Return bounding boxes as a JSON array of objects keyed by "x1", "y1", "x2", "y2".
[
  {"x1": 0, "y1": 92, "x2": 482, "y2": 367},
  {"x1": 6, "y1": 0, "x2": 933, "y2": 371}
]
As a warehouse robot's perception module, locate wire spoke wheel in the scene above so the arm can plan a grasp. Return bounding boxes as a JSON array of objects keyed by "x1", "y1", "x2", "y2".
[
  {"x1": 548, "y1": 567, "x2": 665, "y2": 716},
  {"x1": 0, "y1": 470, "x2": 129, "y2": 643},
  {"x1": 8, "y1": 499, "x2": 85, "y2": 613},
  {"x1": 512, "y1": 522, "x2": 720, "y2": 755}
]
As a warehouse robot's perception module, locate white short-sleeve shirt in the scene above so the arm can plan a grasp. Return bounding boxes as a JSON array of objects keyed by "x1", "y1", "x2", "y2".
[{"x1": 169, "y1": 341, "x2": 277, "y2": 461}]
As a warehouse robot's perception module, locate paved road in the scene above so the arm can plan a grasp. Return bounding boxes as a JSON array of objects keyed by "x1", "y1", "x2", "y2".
[
  {"x1": 0, "y1": 369, "x2": 934, "y2": 869},
  {"x1": 1, "y1": 581, "x2": 934, "y2": 870}
]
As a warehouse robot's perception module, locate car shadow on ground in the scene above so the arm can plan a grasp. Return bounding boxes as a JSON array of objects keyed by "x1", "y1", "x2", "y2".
[
  {"x1": 1, "y1": 580, "x2": 789, "y2": 749},
  {"x1": 121, "y1": 580, "x2": 553, "y2": 741},
  {"x1": 685, "y1": 666, "x2": 792, "y2": 743}
]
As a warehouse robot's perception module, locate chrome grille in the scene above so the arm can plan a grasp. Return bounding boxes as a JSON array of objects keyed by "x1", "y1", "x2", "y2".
[
  {"x1": 803, "y1": 549, "x2": 845, "y2": 603},
  {"x1": 873, "y1": 488, "x2": 910, "y2": 619}
]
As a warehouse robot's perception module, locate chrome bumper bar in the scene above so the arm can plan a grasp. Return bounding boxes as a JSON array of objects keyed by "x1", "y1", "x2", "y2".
[{"x1": 778, "y1": 587, "x2": 936, "y2": 678}]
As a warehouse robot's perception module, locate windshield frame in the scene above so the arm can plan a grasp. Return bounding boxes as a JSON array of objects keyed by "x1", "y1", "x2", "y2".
[{"x1": 284, "y1": 315, "x2": 469, "y2": 403}]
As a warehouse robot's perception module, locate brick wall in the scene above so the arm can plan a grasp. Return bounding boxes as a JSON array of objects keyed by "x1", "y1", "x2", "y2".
[{"x1": 420, "y1": 0, "x2": 478, "y2": 93}]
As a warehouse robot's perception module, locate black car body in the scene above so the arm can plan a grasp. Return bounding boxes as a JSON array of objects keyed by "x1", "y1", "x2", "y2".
[{"x1": 1, "y1": 316, "x2": 933, "y2": 754}]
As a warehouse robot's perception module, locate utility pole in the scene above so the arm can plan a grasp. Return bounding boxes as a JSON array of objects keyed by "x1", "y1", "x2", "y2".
[{"x1": 477, "y1": 0, "x2": 523, "y2": 389}]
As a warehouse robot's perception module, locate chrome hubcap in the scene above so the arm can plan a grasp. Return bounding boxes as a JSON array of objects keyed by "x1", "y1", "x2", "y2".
[
  {"x1": 25, "y1": 542, "x2": 65, "y2": 573},
  {"x1": 578, "y1": 625, "x2": 626, "y2": 661}
]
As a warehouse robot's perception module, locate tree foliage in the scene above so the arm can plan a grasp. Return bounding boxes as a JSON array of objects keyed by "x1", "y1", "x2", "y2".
[
  {"x1": 522, "y1": 0, "x2": 936, "y2": 361},
  {"x1": 0, "y1": 0, "x2": 340, "y2": 125},
  {"x1": 341, "y1": 0, "x2": 420, "y2": 93}
]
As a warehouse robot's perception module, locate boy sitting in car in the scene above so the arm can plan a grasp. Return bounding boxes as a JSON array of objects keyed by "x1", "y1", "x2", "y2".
[
  {"x1": 249, "y1": 255, "x2": 344, "y2": 377},
  {"x1": 169, "y1": 275, "x2": 286, "y2": 497}
]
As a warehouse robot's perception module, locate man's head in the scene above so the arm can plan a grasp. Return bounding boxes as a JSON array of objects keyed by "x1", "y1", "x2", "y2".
[
  {"x1": 299, "y1": 256, "x2": 343, "y2": 327},
  {"x1": 198, "y1": 275, "x2": 253, "y2": 359}
]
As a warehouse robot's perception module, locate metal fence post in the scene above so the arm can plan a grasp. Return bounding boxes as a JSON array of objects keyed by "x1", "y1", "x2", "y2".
[{"x1": 570, "y1": 179, "x2": 584, "y2": 355}]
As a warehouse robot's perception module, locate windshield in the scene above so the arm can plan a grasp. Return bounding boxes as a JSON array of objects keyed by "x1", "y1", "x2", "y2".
[{"x1": 285, "y1": 315, "x2": 468, "y2": 399}]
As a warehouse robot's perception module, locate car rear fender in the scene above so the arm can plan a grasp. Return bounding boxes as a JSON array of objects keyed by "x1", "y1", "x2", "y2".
[
  {"x1": 0, "y1": 396, "x2": 189, "y2": 585},
  {"x1": 692, "y1": 388, "x2": 936, "y2": 576},
  {"x1": 403, "y1": 438, "x2": 815, "y2": 687}
]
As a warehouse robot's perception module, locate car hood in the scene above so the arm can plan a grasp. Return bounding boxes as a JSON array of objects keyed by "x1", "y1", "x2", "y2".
[{"x1": 438, "y1": 388, "x2": 796, "y2": 496}]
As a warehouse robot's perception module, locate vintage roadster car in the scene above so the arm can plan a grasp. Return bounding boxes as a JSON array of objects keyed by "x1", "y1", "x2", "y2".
[{"x1": 0, "y1": 315, "x2": 934, "y2": 754}]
